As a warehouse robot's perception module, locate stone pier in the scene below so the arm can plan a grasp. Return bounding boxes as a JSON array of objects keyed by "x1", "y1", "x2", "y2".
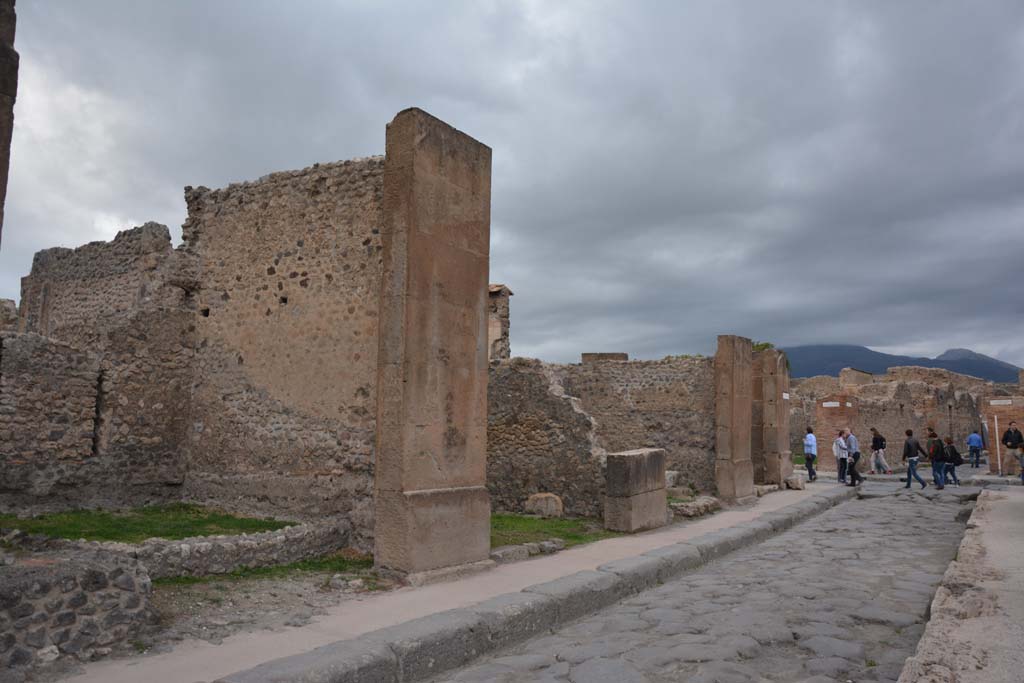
[
  {"x1": 0, "y1": 0, "x2": 18, "y2": 244},
  {"x1": 374, "y1": 108, "x2": 493, "y2": 579},
  {"x1": 604, "y1": 448, "x2": 668, "y2": 532},
  {"x1": 714, "y1": 335, "x2": 755, "y2": 501},
  {"x1": 752, "y1": 348, "x2": 793, "y2": 485}
]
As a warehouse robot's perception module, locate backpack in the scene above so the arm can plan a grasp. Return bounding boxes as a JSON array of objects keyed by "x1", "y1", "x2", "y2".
[
  {"x1": 929, "y1": 438, "x2": 946, "y2": 463},
  {"x1": 946, "y1": 445, "x2": 964, "y2": 467}
]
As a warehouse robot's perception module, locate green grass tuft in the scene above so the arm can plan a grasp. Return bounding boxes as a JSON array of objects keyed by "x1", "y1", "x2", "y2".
[
  {"x1": 0, "y1": 504, "x2": 295, "y2": 544},
  {"x1": 490, "y1": 514, "x2": 622, "y2": 549},
  {"x1": 153, "y1": 551, "x2": 374, "y2": 587}
]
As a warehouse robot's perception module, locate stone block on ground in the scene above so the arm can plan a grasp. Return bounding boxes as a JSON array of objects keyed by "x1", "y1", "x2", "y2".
[
  {"x1": 605, "y1": 488, "x2": 668, "y2": 533},
  {"x1": 784, "y1": 474, "x2": 806, "y2": 490},
  {"x1": 606, "y1": 449, "x2": 667, "y2": 497},
  {"x1": 524, "y1": 493, "x2": 564, "y2": 518}
]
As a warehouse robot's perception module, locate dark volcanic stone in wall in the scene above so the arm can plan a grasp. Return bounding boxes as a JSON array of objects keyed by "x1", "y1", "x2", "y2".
[
  {"x1": 181, "y1": 157, "x2": 384, "y2": 548},
  {"x1": 487, "y1": 358, "x2": 605, "y2": 517}
]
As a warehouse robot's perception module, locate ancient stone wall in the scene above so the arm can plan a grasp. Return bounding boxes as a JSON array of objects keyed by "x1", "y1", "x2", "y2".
[
  {"x1": 979, "y1": 395, "x2": 1024, "y2": 476},
  {"x1": 561, "y1": 355, "x2": 716, "y2": 493},
  {"x1": 181, "y1": 157, "x2": 384, "y2": 546},
  {"x1": 0, "y1": 551, "x2": 153, "y2": 672},
  {"x1": 18, "y1": 223, "x2": 178, "y2": 347},
  {"x1": 0, "y1": 334, "x2": 99, "y2": 501},
  {"x1": 486, "y1": 354, "x2": 716, "y2": 517},
  {"x1": 487, "y1": 358, "x2": 605, "y2": 517},
  {"x1": 487, "y1": 284, "x2": 511, "y2": 361},
  {"x1": 12, "y1": 224, "x2": 195, "y2": 508}
]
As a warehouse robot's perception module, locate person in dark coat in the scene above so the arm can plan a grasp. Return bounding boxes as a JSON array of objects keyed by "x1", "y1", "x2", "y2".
[
  {"x1": 902, "y1": 429, "x2": 928, "y2": 489},
  {"x1": 926, "y1": 428, "x2": 946, "y2": 490}
]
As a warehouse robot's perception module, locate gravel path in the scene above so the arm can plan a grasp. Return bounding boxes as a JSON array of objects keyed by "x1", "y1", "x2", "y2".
[{"x1": 436, "y1": 485, "x2": 970, "y2": 683}]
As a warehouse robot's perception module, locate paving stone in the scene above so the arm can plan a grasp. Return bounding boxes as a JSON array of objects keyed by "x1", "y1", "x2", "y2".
[{"x1": 567, "y1": 657, "x2": 649, "y2": 683}]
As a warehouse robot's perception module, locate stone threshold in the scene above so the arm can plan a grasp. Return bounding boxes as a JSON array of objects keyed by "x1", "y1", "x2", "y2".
[{"x1": 214, "y1": 486, "x2": 857, "y2": 683}]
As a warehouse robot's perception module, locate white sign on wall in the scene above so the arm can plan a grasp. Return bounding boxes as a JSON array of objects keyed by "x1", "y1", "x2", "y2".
[
  {"x1": 846, "y1": 402, "x2": 853, "y2": 407},
  {"x1": 990, "y1": 399, "x2": 1013, "y2": 406},
  {"x1": 822, "y1": 401, "x2": 840, "y2": 408},
  {"x1": 782, "y1": 392, "x2": 790, "y2": 400}
]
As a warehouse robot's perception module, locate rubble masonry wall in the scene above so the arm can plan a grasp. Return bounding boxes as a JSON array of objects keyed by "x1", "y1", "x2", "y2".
[{"x1": 180, "y1": 157, "x2": 385, "y2": 548}]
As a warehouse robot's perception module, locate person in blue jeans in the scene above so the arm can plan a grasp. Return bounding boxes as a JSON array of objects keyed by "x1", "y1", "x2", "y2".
[
  {"x1": 944, "y1": 437, "x2": 963, "y2": 486},
  {"x1": 966, "y1": 430, "x2": 983, "y2": 468},
  {"x1": 803, "y1": 426, "x2": 817, "y2": 482},
  {"x1": 902, "y1": 429, "x2": 928, "y2": 489},
  {"x1": 926, "y1": 428, "x2": 946, "y2": 489}
]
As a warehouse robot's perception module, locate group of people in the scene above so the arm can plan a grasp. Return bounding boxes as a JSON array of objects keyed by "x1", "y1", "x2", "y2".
[{"x1": 800, "y1": 425, "x2": 971, "y2": 490}]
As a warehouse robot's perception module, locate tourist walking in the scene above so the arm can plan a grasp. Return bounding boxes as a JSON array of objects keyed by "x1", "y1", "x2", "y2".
[
  {"x1": 966, "y1": 430, "x2": 983, "y2": 468},
  {"x1": 803, "y1": 426, "x2": 817, "y2": 482},
  {"x1": 833, "y1": 430, "x2": 849, "y2": 484},
  {"x1": 846, "y1": 427, "x2": 864, "y2": 486},
  {"x1": 902, "y1": 429, "x2": 928, "y2": 489},
  {"x1": 869, "y1": 427, "x2": 891, "y2": 474},
  {"x1": 926, "y1": 428, "x2": 946, "y2": 490},
  {"x1": 1001, "y1": 421, "x2": 1024, "y2": 483},
  {"x1": 943, "y1": 437, "x2": 963, "y2": 487}
]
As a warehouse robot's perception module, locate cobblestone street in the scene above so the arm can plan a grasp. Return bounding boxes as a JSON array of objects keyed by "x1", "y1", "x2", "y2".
[{"x1": 436, "y1": 485, "x2": 971, "y2": 683}]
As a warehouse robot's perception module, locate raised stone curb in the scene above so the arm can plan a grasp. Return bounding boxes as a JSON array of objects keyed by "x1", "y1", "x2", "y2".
[
  {"x1": 2, "y1": 518, "x2": 351, "y2": 580},
  {"x1": 215, "y1": 486, "x2": 858, "y2": 683},
  {"x1": 489, "y1": 537, "x2": 565, "y2": 564}
]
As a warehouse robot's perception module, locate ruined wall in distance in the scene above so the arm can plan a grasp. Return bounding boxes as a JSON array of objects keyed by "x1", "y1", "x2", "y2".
[
  {"x1": 487, "y1": 284, "x2": 511, "y2": 360},
  {"x1": 181, "y1": 157, "x2": 384, "y2": 547},
  {"x1": 562, "y1": 355, "x2": 716, "y2": 493},
  {"x1": 487, "y1": 358, "x2": 605, "y2": 517},
  {"x1": 793, "y1": 370, "x2": 982, "y2": 471}
]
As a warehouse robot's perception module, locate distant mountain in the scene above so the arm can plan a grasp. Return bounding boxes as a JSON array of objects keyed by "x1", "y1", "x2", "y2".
[{"x1": 781, "y1": 344, "x2": 1021, "y2": 383}]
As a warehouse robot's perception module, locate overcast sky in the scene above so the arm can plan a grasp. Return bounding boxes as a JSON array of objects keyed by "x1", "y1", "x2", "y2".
[{"x1": 4, "y1": 1, "x2": 1024, "y2": 364}]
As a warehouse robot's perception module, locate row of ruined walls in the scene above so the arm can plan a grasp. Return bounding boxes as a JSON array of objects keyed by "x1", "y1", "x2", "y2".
[
  {"x1": 789, "y1": 367, "x2": 987, "y2": 470},
  {"x1": 3, "y1": 158, "x2": 386, "y2": 549},
  {"x1": 487, "y1": 344, "x2": 790, "y2": 516}
]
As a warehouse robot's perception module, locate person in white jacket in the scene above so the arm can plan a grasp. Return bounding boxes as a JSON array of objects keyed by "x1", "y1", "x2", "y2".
[{"x1": 833, "y1": 430, "x2": 849, "y2": 483}]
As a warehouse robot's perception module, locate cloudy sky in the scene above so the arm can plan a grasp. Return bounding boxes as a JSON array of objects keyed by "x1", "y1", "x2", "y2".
[{"x1": 4, "y1": 1, "x2": 1024, "y2": 364}]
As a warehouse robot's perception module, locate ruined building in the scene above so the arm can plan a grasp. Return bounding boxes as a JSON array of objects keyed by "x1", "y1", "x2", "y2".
[
  {"x1": 790, "y1": 366, "x2": 989, "y2": 471},
  {"x1": 3, "y1": 110, "x2": 495, "y2": 579}
]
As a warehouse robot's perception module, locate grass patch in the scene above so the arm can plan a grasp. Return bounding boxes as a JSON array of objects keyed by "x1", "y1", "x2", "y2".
[
  {"x1": 668, "y1": 495, "x2": 695, "y2": 504},
  {"x1": 153, "y1": 550, "x2": 374, "y2": 587},
  {"x1": 0, "y1": 504, "x2": 295, "y2": 543},
  {"x1": 490, "y1": 514, "x2": 622, "y2": 549},
  {"x1": 792, "y1": 454, "x2": 806, "y2": 466}
]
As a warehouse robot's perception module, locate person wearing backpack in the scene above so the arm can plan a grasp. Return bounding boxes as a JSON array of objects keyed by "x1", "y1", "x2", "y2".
[
  {"x1": 943, "y1": 437, "x2": 963, "y2": 487},
  {"x1": 902, "y1": 429, "x2": 928, "y2": 489},
  {"x1": 869, "y1": 427, "x2": 891, "y2": 474},
  {"x1": 926, "y1": 428, "x2": 946, "y2": 490}
]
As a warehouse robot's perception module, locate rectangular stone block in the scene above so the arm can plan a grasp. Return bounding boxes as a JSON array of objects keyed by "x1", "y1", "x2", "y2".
[
  {"x1": 375, "y1": 486, "x2": 491, "y2": 574},
  {"x1": 604, "y1": 488, "x2": 668, "y2": 533},
  {"x1": 606, "y1": 448, "x2": 666, "y2": 497},
  {"x1": 714, "y1": 335, "x2": 755, "y2": 500}
]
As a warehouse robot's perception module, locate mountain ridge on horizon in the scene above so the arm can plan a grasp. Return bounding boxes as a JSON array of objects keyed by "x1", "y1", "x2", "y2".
[{"x1": 781, "y1": 344, "x2": 1021, "y2": 383}]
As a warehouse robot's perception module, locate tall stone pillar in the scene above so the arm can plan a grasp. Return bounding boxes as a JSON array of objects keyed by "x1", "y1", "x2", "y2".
[
  {"x1": 714, "y1": 335, "x2": 755, "y2": 501},
  {"x1": 374, "y1": 108, "x2": 492, "y2": 580},
  {"x1": 752, "y1": 348, "x2": 793, "y2": 484},
  {"x1": 0, "y1": 0, "x2": 18, "y2": 245}
]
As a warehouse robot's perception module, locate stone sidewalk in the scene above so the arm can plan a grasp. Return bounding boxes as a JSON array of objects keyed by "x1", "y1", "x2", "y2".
[
  {"x1": 60, "y1": 485, "x2": 834, "y2": 683},
  {"x1": 900, "y1": 486, "x2": 1024, "y2": 682}
]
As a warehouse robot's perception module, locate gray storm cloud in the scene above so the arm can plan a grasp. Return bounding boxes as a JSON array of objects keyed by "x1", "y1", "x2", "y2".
[{"x1": 3, "y1": 0, "x2": 1023, "y2": 364}]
